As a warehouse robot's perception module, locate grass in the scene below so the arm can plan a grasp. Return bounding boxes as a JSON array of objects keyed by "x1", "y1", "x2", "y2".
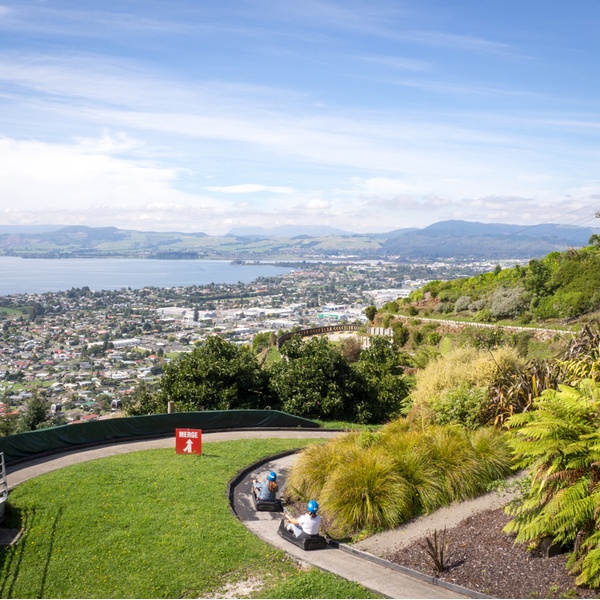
[
  {"x1": 255, "y1": 568, "x2": 380, "y2": 599},
  {"x1": 315, "y1": 420, "x2": 382, "y2": 430},
  {"x1": 0, "y1": 438, "x2": 380, "y2": 599}
]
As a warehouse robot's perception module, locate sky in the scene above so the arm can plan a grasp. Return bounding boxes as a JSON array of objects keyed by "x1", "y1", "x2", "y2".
[{"x1": 0, "y1": 0, "x2": 599, "y2": 235}]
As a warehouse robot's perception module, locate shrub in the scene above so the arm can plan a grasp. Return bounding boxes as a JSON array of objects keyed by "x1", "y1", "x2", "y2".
[
  {"x1": 408, "y1": 346, "x2": 523, "y2": 427},
  {"x1": 454, "y1": 295, "x2": 471, "y2": 313},
  {"x1": 411, "y1": 329, "x2": 424, "y2": 346},
  {"x1": 468, "y1": 299, "x2": 486, "y2": 312},
  {"x1": 391, "y1": 321, "x2": 410, "y2": 347},
  {"x1": 489, "y1": 287, "x2": 527, "y2": 320},
  {"x1": 320, "y1": 446, "x2": 413, "y2": 536},
  {"x1": 428, "y1": 383, "x2": 489, "y2": 429},
  {"x1": 434, "y1": 301, "x2": 454, "y2": 314},
  {"x1": 427, "y1": 332, "x2": 441, "y2": 345},
  {"x1": 475, "y1": 308, "x2": 493, "y2": 323}
]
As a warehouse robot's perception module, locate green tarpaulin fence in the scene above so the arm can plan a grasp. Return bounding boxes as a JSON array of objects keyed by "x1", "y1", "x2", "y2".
[{"x1": 0, "y1": 410, "x2": 319, "y2": 466}]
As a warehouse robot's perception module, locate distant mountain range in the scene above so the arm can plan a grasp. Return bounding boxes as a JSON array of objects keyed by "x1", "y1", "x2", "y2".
[{"x1": 0, "y1": 220, "x2": 596, "y2": 261}]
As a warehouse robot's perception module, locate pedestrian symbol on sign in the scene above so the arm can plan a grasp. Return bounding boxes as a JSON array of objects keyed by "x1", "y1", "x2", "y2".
[{"x1": 175, "y1": 428, "x2": 202, "y2": 455}]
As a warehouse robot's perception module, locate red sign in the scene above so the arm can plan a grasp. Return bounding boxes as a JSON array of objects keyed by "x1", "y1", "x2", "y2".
[{"x1": 175, "y1": 428, "x2": 202, "y2": 455}]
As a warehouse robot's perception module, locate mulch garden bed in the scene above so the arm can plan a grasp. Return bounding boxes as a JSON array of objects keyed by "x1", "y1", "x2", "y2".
[{"x1": 385, "y1": 507, "x2": 600, "y2": 599}]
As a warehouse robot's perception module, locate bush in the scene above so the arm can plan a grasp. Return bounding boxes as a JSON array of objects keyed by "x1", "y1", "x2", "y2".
[
  {"x1": 475, "y1": 308, "x2": 493, "y2": 323},
  {"x1": 408, "y1": 346, "x2": 524, "y2": 428},
  {"x1": 469, "y1": 299, "x2": 486, "y2": 312},
  {"x1": 434, "y1": 301, "x2": 454, "y2": 314},
  {"x1": 489, "y1": 287, "x2": 527, "y2": 320},
  {"x1": 320, "y1": 446, "x2": 413, "y2": 536},
  {"x1": 427, "y1": 332, "x2": 441, "y2": 345},
  {"x1": 428, "y1": 384, "x2": 489, "y2": 429},
  {"x1": 454, "y1": 295, "x2": 472, "y2": 312}
]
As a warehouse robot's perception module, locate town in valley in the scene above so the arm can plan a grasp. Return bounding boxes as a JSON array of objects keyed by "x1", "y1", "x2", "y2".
[{"x1": 0, "y1": 258, "x2": 521, "y2": 426}]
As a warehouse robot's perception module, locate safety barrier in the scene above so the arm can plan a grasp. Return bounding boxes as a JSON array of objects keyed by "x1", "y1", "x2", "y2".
[
  {"x1": 0, "y1": 410, "x2": 319, "y2": 466},
  {"x1": 277, "y1": 325, "x2": 397, "y2": 349}
]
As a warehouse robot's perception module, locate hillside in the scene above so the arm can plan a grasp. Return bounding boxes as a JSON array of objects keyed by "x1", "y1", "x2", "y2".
[
  {"x1": 398, "y1": 242, "x2": 600, "y2": 325},
  {"x1": 0, "y1": 220, "x2": 596, "y2": 261}
]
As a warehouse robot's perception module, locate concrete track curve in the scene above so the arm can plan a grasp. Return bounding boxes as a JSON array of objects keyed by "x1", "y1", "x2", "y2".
[{"x1": 5, "y1": 429, "x2": 470, "y2": 599}]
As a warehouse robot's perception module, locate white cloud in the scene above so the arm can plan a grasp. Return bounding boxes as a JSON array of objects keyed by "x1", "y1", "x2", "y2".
[
  {"x1": 0, "y1": 136, "x2": 219, "y2": 217},
  {"x1": 305, "y1": 198, "x2": 330, "y2": 210},
  {"x1": 206, "y1": 184, "x2": 295, "y2": 194}
]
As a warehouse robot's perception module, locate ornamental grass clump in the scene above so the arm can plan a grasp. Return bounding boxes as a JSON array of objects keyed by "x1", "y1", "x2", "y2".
[
  {"x1": 421, "y1": 426, "x2": 482, "y2": 503},
  {"x1": 286, "y1": 433, "x2": 358, "y2": 500},
  {"x1": 468, "y1": 426, "x2": 515, "y2": 482},
  {"x1": 320, "y1": 445, "x2": 413, "y2": 536},
  {"x1": 379, "y1": 428, "x2": 446, "y2": 514},
  {"x1": 286, "y1": 419, "x2": 516, "y2": 540}
]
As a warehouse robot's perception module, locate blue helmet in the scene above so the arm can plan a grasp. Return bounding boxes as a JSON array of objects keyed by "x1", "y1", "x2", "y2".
[
  {"x1": 307, "y1": 500, "x2": 319, "y2": 514},
  {"x1": 267, "y1": 471, "x2": 277, "y2": 482}
]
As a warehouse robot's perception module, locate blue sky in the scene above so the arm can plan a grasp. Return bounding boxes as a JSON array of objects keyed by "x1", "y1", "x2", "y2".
[{"x1": 0, "y1": 1, "x2": 599, "y2": 234}]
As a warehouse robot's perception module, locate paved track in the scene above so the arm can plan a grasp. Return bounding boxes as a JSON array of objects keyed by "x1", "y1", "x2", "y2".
[{"x1": 5, "y1": 430, "x2": 469, "y2": 599}]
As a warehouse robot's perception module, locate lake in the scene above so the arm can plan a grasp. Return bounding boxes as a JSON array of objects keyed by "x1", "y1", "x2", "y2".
[{"x1": 0, "y1": 257, "x2": 293, "y2": 296}]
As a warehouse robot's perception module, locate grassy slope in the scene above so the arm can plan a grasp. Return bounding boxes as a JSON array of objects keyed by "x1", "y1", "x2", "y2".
[{"x1": 0, "y1": 439, "x2": 379, "y2": 599}]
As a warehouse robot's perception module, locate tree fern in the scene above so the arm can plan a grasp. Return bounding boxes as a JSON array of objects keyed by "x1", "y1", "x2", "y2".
[{"x1": 505, "y1": 379, "x2": 600, "y2": 587}]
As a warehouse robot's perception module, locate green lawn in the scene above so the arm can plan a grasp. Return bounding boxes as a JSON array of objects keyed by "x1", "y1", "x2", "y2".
[{"x1": 0, "y1": 438, "x2": 380, "y2": 599}]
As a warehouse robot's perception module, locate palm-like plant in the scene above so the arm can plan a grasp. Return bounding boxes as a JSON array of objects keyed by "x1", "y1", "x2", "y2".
[{"x1": 504, "y1": 379, "x2": 600, "y2": 587}]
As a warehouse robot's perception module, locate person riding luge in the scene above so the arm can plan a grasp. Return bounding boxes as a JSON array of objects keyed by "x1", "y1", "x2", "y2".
[
  {"x1": 252, "y1": 471, "x2": 281, "y2": 511},
  {"x1": 285, "y1": 499, "x2": 321, "y2": 537},
  {"x1": 278, "y1": 499, "x2": 326, "y2": 550}
]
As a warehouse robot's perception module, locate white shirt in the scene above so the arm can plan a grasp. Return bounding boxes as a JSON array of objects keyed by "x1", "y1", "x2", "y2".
[{"x1": 298, "y1": 513, "x2": 321, "y2": 535}]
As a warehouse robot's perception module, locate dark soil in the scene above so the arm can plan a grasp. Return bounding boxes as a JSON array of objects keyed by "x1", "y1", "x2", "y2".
[{"x1": 385, "y1": 508, "x2": 600, "y2": 599}]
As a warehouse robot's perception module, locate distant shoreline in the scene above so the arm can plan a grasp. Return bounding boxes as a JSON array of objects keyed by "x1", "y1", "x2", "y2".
[{"x1": 0, "y1": 256, "x2": 293, "y2": 296}]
